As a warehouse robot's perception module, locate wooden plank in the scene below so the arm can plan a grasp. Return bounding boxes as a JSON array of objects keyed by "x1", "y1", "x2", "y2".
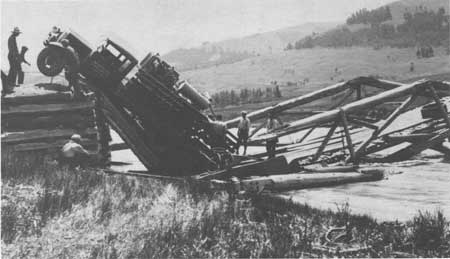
[
  {"x1": 110, "y1": 142, "x2": 128, "y2": 151},
  {"x1": 1, "y1": 128, "x2": 98, "y2": 145},
  {"x1": 339, "y1": 109, "x2": 355, "y2": 161},
  {"x1": 2, "y1": 92, "x2": 73, "y2": 105},
  {"x1": 193, "y1": 156, "x2": 290, "y2": 180},
  {"x1": 98, "y1": 91, "x2": 160, "y2": 170},
  {"x1": 383, "y1": 133, "x2": 434, "y2": 143},
  {"x1": 356, "y1": 85, "x2": 362, "y2": 99},
  {"x1": 236, "y1": 169, "x2": 384, "y2": 192},
  {"x1": 3, "y1": 113, "x2": 95, "y2": 131},
  {"x1": 303, "y1": 165, "x2": 359, "y2": 173},
  {"x1": 12, "y1": 139, "x2": 97, "y2": 152},
  {"x1": 312, "y1": 122, "x2": 337, "y2": 161},
  {"x1": 348, "y1": 116, "x2": 378, "y2": 130},
  {"x1": 329, "y1": 89, "x2": 355, "y2": 109},
  {"x1": 350, "y1": 94, "x2": 417, "y2": 162},
  {"x1": 297, "y1": 126, "x2": 316, "y2": 144},
  {"x1": 384, "y1": 129, "x2": 450, "y2": 161},
  {"x1": 428, "y1": 86, "x2": 450, "y2": 128},
  {"x1": 431, "y1": 143, "x2": 450, "y2": 155},
  {"x1": 279, "y1": 111, "x2": 321, "y2": 116},
  {"x1": 2, "y1": 102, "x2": 94, "y2": 117},
  {"x1": 94, "y1": 99, "x2": 111, "y2": 164}
]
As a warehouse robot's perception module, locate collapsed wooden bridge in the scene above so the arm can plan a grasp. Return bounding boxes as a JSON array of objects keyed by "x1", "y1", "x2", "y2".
[
  {"x1": 230, "y1": 78, "x2": 450, "y2": 166},
  {"x1": 2, "y1": 30, "x2": 450, "y2": 192}
]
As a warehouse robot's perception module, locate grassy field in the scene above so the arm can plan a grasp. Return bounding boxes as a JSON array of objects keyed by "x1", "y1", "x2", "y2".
[
  {"x1": 182, "y1": 46, "x2": 450, "y2": 97},
  {"x1": 180, "y1": 46, "x2": 450, "y2": 120},
  {"x1": 1, "y1": 162, "x2": 449, "y2": 258}
]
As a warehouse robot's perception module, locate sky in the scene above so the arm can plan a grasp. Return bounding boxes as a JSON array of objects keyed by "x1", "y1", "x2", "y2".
[{"x1": 1, "y1": 0, "x2": 394, "y2": 67}]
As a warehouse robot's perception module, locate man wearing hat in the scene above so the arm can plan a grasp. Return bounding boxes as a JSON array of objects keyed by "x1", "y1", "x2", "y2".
[
  {"x1": 8, "y1": 27, "x2": 21, "y2": 85},
  {"x1": 60, "y1": 134, "x2": 91, "y2": 168},
  {"x1": 236, "y1": 111, "x2": 251, "y2": 155}
]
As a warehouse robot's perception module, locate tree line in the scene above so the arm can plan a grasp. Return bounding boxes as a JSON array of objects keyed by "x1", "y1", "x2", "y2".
[
  {"x1": 285, "y1": 6, "x2": 449, "y2": 50},
  {"x1": 211, "y1": 85, "x2": 282, "y2": 107},
  {"x1": 346, "y1": 6, "x2": 392, "y2": 26}
]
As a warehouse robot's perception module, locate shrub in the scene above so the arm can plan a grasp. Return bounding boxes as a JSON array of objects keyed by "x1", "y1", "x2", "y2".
[{"x1": 412, "y1": 209, "x2": 448, "y2": 254}]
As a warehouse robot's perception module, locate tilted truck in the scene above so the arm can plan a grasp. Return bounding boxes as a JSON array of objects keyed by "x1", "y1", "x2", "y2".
[{"x1": 37, "y1": 29, "x2": 237, "y2": 175}]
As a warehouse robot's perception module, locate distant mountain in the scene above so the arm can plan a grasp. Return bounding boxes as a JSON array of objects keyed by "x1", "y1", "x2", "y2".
[{"x1": 163, "y1": 22, "x2": 337, "y2": 71}]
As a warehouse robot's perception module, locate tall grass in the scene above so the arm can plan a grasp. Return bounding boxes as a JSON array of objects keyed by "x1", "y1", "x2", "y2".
[{"x1": 1, "y1": 162, "x2": 449, "y2": 258}]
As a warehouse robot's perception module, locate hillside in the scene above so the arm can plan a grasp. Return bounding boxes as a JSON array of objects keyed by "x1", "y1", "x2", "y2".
[
  {"x1": 287, "y1": 0, "x2": 449, "y2": 49},
  {"x1": 181, "y1": 46, "x2": 450, "y2": 96},
  {"x1": 163, "y1": 22, "x2": 337, "y2": 71},
  {"x1": 388, "y1": 0, "x2": 450, "y2": 24}
]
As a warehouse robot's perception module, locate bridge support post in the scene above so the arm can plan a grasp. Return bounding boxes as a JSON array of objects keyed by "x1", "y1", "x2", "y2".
[{"x1": 94, "y1": 93, "x2": 111, "y2": 166}]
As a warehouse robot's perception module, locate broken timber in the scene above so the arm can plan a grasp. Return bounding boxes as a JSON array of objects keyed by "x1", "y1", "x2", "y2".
[{"x1": 245, "y1": 80, "x2": 450, "y2": 164}]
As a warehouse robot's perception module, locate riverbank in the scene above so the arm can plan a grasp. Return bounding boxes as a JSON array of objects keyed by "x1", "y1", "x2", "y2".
[{"x1": 2, "y1": 163, "x2": 449, "y2": 258}]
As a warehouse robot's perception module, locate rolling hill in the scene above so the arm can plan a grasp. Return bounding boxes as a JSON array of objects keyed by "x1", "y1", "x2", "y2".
[
  {"x1": 181, "y1": 46, "x2": 450, "y2": 96},
  {"x1": 162, "y1": 22, "x2": 338, "y2": 71}
]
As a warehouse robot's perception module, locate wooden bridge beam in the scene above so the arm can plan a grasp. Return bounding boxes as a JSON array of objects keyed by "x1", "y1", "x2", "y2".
[
  {"x1": 339, "y1": 109, "x2": 355, "y2": 162},
  {"x1": 312, "y1": 122, "x2": 338, "y2": 161},
  {"x1": 349, "y1": 94, "x2": 417, "y2": 163},
  {"x1": 428, "y1": 86, "x2": 450, "y2": 129}
]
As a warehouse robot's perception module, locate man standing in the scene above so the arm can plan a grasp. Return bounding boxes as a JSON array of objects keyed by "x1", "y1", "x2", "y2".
[
  {"x1": 7, "y1": 27, "x2": 21, "y2": 85},
  {"x1": 265, "y1": 113, "x2": 283, "y2": 159},
  {"x1": 61, "y1": 39, "x2": 82, "y2": 99},
  {"x1": 17, "y1": 46, "x2": 31, "y2": 85},
  {"x1": 236, "y1": 111, "x2": 251, "y2": 155}
]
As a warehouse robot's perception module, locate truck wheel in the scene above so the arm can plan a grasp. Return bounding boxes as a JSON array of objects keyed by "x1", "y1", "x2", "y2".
[{"x1": 37, "y1": 46, "x2": 65, "y2": 77}]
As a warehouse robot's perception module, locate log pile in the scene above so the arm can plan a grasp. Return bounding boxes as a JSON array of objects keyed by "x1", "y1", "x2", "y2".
[{"x1": 1, "y1": 83, "x2": 102, "y2": 176}]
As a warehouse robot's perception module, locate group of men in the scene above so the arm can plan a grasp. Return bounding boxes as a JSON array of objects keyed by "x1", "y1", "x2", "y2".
[
  {"x1": 7, "y1": 27, "x2": 30, "y2": 87},
  {"x1": 236, "y1": 111, "x2": 283, "y2": 159},
  {"x1": 5, "y1": 26, "x2": 82, "y2": 99}
]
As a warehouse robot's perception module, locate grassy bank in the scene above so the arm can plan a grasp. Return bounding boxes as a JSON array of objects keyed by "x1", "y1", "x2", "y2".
[{"x1": 1, "y1": 164, "x2": 449, "y2": 258}]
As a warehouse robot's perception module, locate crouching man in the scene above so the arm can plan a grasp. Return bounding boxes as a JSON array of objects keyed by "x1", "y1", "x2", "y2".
[{"x1": 60, "y1": 134, "x2": 95, "y2": 168}]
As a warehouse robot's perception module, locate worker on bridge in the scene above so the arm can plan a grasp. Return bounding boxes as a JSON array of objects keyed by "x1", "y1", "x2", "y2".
[
  {"x1": 236, "y1": 111, "x2": 251, "y2": 155},
  {"x1": 61, "y1": 39, "x2": 83, "y2": 99},
  {"x1": 265, "y1": 112, "x2": 283, "y2": 159},
  {"x1": 17, "y1": 46, "x2": 31, "y2": 85},
  {"x1": 7, "y1": 27, "x2": 21, "y2": 86}
]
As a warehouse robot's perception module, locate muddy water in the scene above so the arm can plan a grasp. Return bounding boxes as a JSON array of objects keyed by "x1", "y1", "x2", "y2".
[{"x1": 279, "y1": 156, "x2": 450, "y2": 221}]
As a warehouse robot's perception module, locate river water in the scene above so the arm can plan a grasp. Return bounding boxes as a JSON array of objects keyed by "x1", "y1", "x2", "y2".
[{"x1": 279, "y1": 155, "x2": 450, "y2": 221}]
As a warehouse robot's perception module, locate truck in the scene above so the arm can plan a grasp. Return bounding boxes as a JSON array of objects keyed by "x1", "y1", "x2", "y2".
[{"x1": 37, "y1": 29, "x2": 237, "y2": 175}]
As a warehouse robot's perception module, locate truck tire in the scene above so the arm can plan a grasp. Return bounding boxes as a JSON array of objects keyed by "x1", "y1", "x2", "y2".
[{"x1": 37, "y1": 46, "x2": 65, "y2": 77}]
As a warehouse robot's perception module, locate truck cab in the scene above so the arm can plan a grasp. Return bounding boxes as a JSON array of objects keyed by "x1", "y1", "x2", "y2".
[{"x1": 81, "y1": 39, "x2": 138, "y2": 87}]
